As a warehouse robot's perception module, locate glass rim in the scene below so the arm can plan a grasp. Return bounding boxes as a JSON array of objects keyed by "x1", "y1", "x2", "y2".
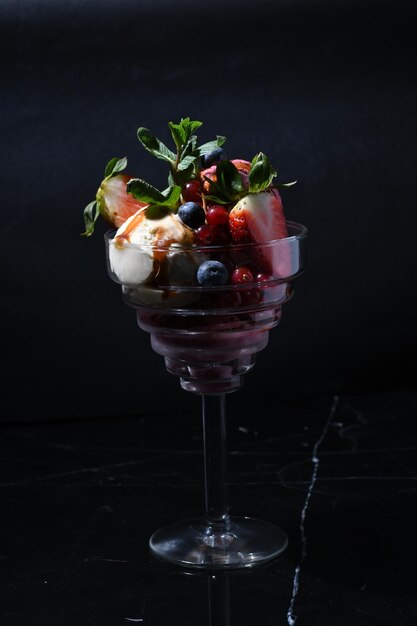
[{"x1": 104, "y1": 220, "x2": 308, "y2": 252}]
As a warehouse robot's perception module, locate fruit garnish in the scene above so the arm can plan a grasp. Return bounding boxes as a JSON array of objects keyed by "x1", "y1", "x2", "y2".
[
  {"x1": 229, "y1": 188, "x2": 287, "y2": 243},
  {"x1": 231, "y1": 266, "x2": 255, "y2": 284},
  {"x1": 177, "y1": 202, "x2": 206, "y2": 229},
  {"x1": 82, "y1": 119, "x2": 226, "y2": 235},
  {"x1": 82, "y1": 118, "x2": 297, "y2": 272},
  {"x1": 82, "y1": 157, "x2": 147, "y2": 237},
  {"x1": 195, "y1": 224, "x2": 229, "y2": 246},
  {"x1": 229, "y1": 188, "x2": 289, "y2": 274},
  {"x1": 182, "y1": 180, "x2": 202, "y2": 203},
  {"x1": 206, "y1": 205, "x2": 229, "y2": 228},
  {"x1": 197, "y1": 260, "x2": 229, "y2": 286}
]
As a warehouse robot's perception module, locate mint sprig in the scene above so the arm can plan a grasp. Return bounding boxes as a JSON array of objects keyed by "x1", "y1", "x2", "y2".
[
  {"x1": 82, "y1": 156, "x2": 128, "y2": 237},
  {"x1": 137, "y1": 117, "x2": 226, "y2": 188}
]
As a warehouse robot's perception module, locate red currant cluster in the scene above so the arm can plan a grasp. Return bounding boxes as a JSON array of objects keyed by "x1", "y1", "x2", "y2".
[{"x1": 181, "y1": 180, "x2": 271, "y2": 286}]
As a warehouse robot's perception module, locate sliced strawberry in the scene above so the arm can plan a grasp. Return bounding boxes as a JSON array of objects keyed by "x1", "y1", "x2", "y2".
[
  {"x1": 200, "y1": 159, "x2": 251, "y2": 194},
  {"x1": 96, "y1": 174, "x2": 147, "y2": 228},
  {"x1": 229, "y1": 188, "x2": 291, "y2": 277}
]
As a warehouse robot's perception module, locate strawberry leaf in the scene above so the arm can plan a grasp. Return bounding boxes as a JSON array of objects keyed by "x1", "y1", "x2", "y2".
[
  {"x1": 203, "y1": 194, "x2": 231, "y2": 206},
  {"x1": 249, "y1": 152, "x2": 276, "y2": 192},
  {"x1": 82, "y1": 200, "x2": 100, "y2": 237},
  {"x1": 127, "y1": 178, "x2": 166, "y2": 204},
  {"x1": 137, "y1": 127, "x2": 176, "y2": 163},
  {"x1": 216, "y1": 161, "x2": 245, "y2": 199},
  {"x1": 104, "y1": 156, "x2": 127, "y2": 179}
]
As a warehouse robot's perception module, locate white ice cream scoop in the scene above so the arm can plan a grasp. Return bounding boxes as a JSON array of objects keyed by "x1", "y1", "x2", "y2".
[{"x1": 108, "y1": 210, "x2": 196, "y2": 286}]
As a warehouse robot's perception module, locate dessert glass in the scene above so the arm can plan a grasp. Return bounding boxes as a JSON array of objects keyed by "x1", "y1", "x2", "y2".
[{"x1": 105, "y1": 221, "x2": 307, "y2": 569}]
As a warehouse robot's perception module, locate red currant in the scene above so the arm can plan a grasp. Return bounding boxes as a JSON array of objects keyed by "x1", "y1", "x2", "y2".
[
  {"x1": 231, "y1": 266, "x2": 255, "y2": 284},
  {"x1": 256, "y1": 272, "x2": 272, "y2": 282},
  {"x1": 195, "y1": 224, "x2": 231, "y2": 246},
  {"x1": 182, "y1": 180, "x2": 201, "y2": 203},
  {"x1": 195, "y1": 224, "x2": 216, "y2": 245},
  {"x1": 206, "y1": 205, "x2": 229, "y2": 227}
]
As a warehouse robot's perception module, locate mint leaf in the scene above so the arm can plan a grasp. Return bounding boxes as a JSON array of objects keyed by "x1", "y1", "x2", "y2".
[
  {"x1": 248, "y1": 152, "x2": 276, "y2": 193},
  {"x1": 188, "y1": 120, "x2": 203, "y2": 134},
  {"x1": 82, "y1": 200, "x2": 100, "y2": 237},
  {"x1": 137, "y1": 127, "x2": 176, "y2": 163},
  {"x1": 180, "y1": 117, "x2": 203, "y2": 139},
  {"x1": 104, "y1": 156, "x2": 127, "y2": 179},
  {"x1": 181, "y1": 135, "x2": 198, "y2": 159},
  {"x1": 127, "y1": 178, "x2": 166, "y2": 204},
  {"x1": 168, "y1": 122, "x2": 187, "y2": 150},
  {"x1": 197, "y1": 136, "x2": 226, "y2": 156},
  {"x1": 145, "y1": 205, "x2": 171, "y2": 220},
  {"x1": 178, "y1": 155, "x2": 196, "y2": 171},
  {"x1": 173, "y1": 163, "x2": 195, "y2": 188},
  {"x1": 161, "y1": 185, "x2": 181, "y2": 206}
]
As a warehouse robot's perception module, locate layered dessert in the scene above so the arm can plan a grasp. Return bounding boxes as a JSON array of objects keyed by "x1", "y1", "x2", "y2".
[{"x1": 83, "y1": 118, "x2": 306, "y2": 392}]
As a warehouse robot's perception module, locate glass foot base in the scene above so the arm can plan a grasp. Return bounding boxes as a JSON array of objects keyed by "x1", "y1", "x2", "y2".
[{"x1": 149, "y1": 516, "x2": 288, "y2": 570}]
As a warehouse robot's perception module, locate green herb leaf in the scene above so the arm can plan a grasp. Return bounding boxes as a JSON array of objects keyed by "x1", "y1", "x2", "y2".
[
  {"x1": 197, "y1": 136, "x2": 226, "y2": 156},
  {"x1": 137, "y1": 127, "x2": 176, "y2": 163},
  {"x1": 145, "y1": 205, "x2": 171, "y2": 220},
  {"x1": 203, "y1": 194, "x2": 230, "y2": 206},
  {"x1": 168, "y1": 122, "x2": 187, "y2": 150},
  {"x1": 178, "y1": 155, "x2": 196, "y2": 171},
  {"x1": 161, "y1": 185, "x2": 182, "y2": 206},
  {"x1": 248, "y1": 152, "x2": 276, "y2": 193},
  {"x1": 216, "y1": 161, "x2": 245, "y2": 199},
  {"x1": 126, "y1": 178, "x2": 166, "y2": 204},
  {"x1": 104, "y1": 156, "x2": 127, "y2": 179},
  {"x1": 181, "y1": 135, "x2": 198, "y2": 159},
  {"x1": 81, "y1": 200, "x2": 100, "y2": 237},
  {"x1": 173, "y1": 164, "x2": 196, "y2": 188},
  {"x1": 180, "y1": 117, "x2": 203, "y2": 138}
]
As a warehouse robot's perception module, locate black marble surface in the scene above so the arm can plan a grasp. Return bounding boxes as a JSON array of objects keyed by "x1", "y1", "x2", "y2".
[{"x1": 1, "y1": 390, "x2": 417, "y2": 625}]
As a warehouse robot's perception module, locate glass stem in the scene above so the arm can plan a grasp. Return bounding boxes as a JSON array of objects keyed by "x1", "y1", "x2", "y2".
[{"x1": 202, "y1": 394, "x2": 230, "y2": 529}]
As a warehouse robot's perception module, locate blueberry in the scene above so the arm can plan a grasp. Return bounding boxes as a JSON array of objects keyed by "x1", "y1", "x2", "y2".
[
  {"x1": 201, "y1": 147, "x2": 227, "y2": 169},
  {"x1": 197, "y1": 260, "x2": 229, "y2": 286},
  {"x1": 178, "y1": 202, "x2": 206, "y2": 230}
]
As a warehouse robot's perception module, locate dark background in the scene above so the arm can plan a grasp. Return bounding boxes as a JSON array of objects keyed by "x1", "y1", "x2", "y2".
[{"x1": 1, "y1": 0, "x2": 416, "y2": 422}]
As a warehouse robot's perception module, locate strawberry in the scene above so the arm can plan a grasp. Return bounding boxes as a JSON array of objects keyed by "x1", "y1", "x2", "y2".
[
  {"x1": 229, "y1": 188, "x2": 290, "y2": 276},
  {"x1": 96, "y1": 174, "x2": 147, "y2": 228},
  {"x1": 82, "y1": 157, "x2": 147, "y2": 237}
]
